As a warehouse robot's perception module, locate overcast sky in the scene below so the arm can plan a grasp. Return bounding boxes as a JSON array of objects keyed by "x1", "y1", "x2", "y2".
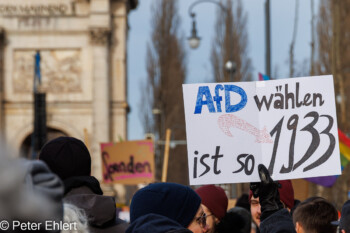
[{"x1": 127, "y1": 0, "x2": 318, "y2": 140}]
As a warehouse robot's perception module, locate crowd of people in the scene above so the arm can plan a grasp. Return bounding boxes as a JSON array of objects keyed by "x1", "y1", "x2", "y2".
[{"x1": 1, "y1": 136, "x2": 349, "y2": 233}]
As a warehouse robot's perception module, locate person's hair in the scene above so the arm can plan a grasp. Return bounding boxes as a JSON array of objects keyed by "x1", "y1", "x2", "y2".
[
  {"x1": 293, "y1": 197, "x2": 337, "y2": 233},
  {"x1": 220, "y1": 207, "x2": 251, "y2": 233},
  {"x1": 62, "y1": 203, "x2": 89, "y2": 233},
  {"x1": 235, "y1": 193, "x2": 250, "y2": 212}
]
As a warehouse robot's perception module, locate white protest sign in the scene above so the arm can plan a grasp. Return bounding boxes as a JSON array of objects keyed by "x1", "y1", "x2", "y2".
[{"x1": 183, "y1": 75, "x2": 341, "y2": 185}]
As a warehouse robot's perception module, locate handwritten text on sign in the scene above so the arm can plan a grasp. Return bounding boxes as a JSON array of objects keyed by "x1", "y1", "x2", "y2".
[
  {"x1": 101, "y1": 140, "x2": 155, "y2": 185},
  {"x1": 183, "y1": 75, "x2": 341, "y2": 185}
]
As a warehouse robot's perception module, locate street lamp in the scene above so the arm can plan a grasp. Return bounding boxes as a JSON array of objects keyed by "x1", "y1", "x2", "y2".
[
  {"x1": 187, "y1": 0, "x2": 226, "y2": 49},
  {"x1": 152, "y1": 107, "x2": 164, "y2": 138},
  {"x1": 188, "y1": 0, "x2": 236, "y2": 81},
  {"x1": 225, "y1": 60, "x2": 236, "y2": 82},
  {"x1": 336, "y1": 94, "x2": 342, "y2": 104},
  {"x1": 188, "y1": 14, "x2": 201, "y2": 49},
  {"x1": 187, "y1": 0, "x2": 241, "y2": 196},
  {"x1": 152, "y1": 107, "x2": 165, "y2": 180}
]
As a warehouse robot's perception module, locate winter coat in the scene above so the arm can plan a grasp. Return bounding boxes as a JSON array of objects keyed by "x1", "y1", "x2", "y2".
[
  {"x1": 259, "y1": 209, "x2": 296, "y2": 233},
  {"x1": 63, "y1": 176, "x2": 128, "y2": 233},
  {"x1": 126, "y1": 213, "x2": 193, "y2": 233}
]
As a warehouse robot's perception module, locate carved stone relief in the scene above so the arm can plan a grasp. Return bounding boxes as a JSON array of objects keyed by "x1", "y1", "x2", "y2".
[
  {"x1": 0, "y1": 3, "x2": 71, "y2": 16},
  {"x1": 89, "y1": 28, "x2": 110, "y2": 45},
  {"x1": 12, "y1": 49, "x2": 82, "y2": 93}
]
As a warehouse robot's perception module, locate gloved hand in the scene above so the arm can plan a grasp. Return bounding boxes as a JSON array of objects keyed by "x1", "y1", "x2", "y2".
[{"x1": 250, "y1": 164, "x2": 283, "y2": 221}]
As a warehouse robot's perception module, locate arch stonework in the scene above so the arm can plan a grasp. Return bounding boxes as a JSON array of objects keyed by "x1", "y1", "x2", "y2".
[
  {"x1": 12, "y1": 119, "x2": 80, "y2": 152},
  {"x1": 0, "y1": 0, "x2": 137, "y2": 203}
]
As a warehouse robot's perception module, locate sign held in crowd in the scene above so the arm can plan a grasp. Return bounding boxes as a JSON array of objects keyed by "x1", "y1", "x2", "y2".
[
  {"x1": 100, "y1": 140, "x2": 155, "y2": 184},
  {"x1": 183, "y1": 75, "x2": 341, "y2": 185}
]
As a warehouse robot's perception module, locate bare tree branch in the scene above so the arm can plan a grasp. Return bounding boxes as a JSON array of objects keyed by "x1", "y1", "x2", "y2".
[
  {"x1": 211, "y1": 0, "x2": 252, "y2": 82},
  {"x1": 289, "y1": 0, "x2": 299, "y2": 77},
  {"x1": 140, "y1": 0, "x2": 188, "y2": 183}
]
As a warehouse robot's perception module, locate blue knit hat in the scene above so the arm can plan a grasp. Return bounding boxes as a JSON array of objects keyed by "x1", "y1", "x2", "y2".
[{"x1": 130, "y1": 183, "x2": 201, "y2": 227}]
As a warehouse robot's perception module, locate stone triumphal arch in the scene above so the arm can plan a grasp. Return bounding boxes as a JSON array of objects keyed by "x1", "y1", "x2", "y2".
[{"x1": 0, "y1": 0, "x2": 137, "y2": 200}]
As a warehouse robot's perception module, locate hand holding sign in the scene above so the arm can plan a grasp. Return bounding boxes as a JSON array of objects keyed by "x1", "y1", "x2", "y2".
[
  {"x1": 183, "y1": 75, "x2": 341, "y2": 185},
  {"x1": 250, "y1": 164, "x2": 284, "y2": 222}
]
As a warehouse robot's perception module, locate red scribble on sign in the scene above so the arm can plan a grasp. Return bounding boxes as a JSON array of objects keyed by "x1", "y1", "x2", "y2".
[
  {"x1": 102, "y1": 152, "x2": 152, "y2": 182},
  {"x1": 104, "y1": 173, "x2": 153, "y2": 183},
  {"x1": 218, "y1": 114, "x2": 273, "y2": 143}
]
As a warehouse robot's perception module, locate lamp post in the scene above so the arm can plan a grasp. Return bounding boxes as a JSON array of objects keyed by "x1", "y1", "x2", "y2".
[
  {"x1": 187, "y1": 0, "x2": 226, "y2": 49},
  {"x1": 152, "y1": 107, "x2": 164, "y2": 141},
  {"x1": 265, "y1": 0, "x2": 271, "y2": 78},
  {"x1": 188, "y1": 14, "x2": 201, "y2": 49},
  {"x1": 187, "y1": 0, "x2": 238, "y2": 197},
  {"x1": 188, "y1": 0, "x2": 237, "y2": 81},
  {"x1": 31, "y1": 51, "x2": 47, "y2": 159},
  {"x1": 152, "y1": 107, "x2": 165, "y2": 180},
  {"x1": 225, "y1": 60, "x2": 236, "y2": 82}
]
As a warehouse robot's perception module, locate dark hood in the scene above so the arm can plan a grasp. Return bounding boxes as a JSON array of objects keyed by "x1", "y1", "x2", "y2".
[
  {"x1": 126, "y1": 213, "x2": 192, "y2": 233},
  {"x1": 64, "y1": 191, "x2": 116, "y2": 227},
  {"x1": 63, "y1": 177, "x2": 116, "y2": 228},
  {"x1": 64, "y1": 176, "x2": 103, "y2": 195}
]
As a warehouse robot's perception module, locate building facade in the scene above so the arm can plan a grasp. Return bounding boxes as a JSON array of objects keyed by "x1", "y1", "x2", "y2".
[{"x1": 0, "y1": 0, "x2": 137, "y2": 201}]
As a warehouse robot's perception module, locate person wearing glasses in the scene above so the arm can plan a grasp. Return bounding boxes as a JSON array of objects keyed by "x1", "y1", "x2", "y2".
[
  {"x1": 126, "y1": 182, "x2": 209, "y2": 233},
  {"x1": 195, "y1": 185, "x2": 228, "y2": 233}
]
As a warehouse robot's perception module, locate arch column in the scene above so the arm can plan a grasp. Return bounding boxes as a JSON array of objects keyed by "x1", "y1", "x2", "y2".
[
  {"x1": 0, "y1": 28, "x2": 5, "y2": 140},
  {"x1": 89, "y1": 27, "x2": 110, "y2": 179}
]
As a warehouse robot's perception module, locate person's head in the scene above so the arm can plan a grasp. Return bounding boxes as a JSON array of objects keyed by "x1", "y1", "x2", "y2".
[
  {"x1": 0, "y1": 152, "x2": 64, "y2": 232},
  {"x1": 215, "y1": 207, "x2": 251, "y2": 233},
  {"x1": 195, "y1": 185, "x2": 228, "y2": 233},
  {"x1": 293, "y1": 197, "x2": 338, "y2": 233},
  {"x1": 39, "y1": 136, "x2": 91, "y2": 180},
  {"x1": 187, "y1": 206, "x2": 208, "y2": 233},
  {"x1": 129, "y1": 182, "x2": 206, "y2": 233},
  {"x1": 332, "y1": 200, "x2": 350, "y2": 233},
  {"x1": 249, "y1": 195, "x2": 261, "y2": 227},
  {"x1": 235, "y1": 193, "x2": 250, "y2": 212},
  {"x1": 249, "y1": 180, "x2": 294, "y2": 227}
]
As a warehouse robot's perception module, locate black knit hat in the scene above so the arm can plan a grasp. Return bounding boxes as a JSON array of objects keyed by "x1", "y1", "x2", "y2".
[
  {"x1": 332, "y1": 200, "x2": 350, "y2": 232},
  {"x1": 39, "y1": 137, "x2": 91, "y2": 180},
  {"x1": 130, "y1": 183, "x2": 201, "y2": 227}
]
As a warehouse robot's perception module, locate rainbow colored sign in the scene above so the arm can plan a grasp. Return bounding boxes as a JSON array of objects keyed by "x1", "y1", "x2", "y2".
[{"x1": 306, "y1": 129, "x2": 350, "y2": 187}]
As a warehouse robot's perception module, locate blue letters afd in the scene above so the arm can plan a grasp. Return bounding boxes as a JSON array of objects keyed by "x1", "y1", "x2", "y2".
[{"x1": 194, "y1": 84, "x2": 247, "y2": 114}]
